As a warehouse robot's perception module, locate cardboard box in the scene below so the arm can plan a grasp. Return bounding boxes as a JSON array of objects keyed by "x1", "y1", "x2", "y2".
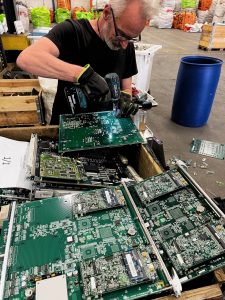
[
  {"x1": 0, "y1": 125, "x2": 223, "y2": 300},
  {"x1": 0, "y1": 124, "x2": 163, "y2": 178}
]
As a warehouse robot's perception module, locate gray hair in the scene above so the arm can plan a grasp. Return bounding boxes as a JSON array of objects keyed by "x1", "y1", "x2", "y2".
[{"x1": 108, "y1": 0, "x2": 159, "y2": 19}]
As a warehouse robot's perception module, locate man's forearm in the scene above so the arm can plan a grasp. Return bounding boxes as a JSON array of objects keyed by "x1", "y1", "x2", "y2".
[
  {"x1": 17, "y1": 50, "x2": 83, "y2": 82},
  {"x1": 16, "y1": 38, "x2": 83, "y2": 82}
]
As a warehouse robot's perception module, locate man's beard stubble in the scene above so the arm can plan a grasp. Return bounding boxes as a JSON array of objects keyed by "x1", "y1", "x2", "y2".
[{"x1": 102, "y1": 23, "x2": 122, "y2": 51}]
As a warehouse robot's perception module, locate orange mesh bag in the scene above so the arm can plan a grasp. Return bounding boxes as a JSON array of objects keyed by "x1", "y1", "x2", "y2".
[
  {"x1": 57, "y1": 0, "x2": 71, "y2": 10},
  {"x1": 173, "y1": 12, "x2": 184, "y2": 29},
  {"x1": 172, "y1": 14, "x2": 178, "y2": 28},
  {"x1": 198, "y1": 0, "x2": 212, "y2": 10},
  {"x1": 183, "y1": 12, "x2": 197, "y2": 29},
  {"x1": 49, "y1": 8, "x2": 54, "y2": 22},
  {"x1": 173, "y1": 12, "x2": 197, "y2": 30}
]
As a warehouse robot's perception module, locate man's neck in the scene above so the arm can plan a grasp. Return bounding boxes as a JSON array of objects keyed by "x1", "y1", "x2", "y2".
[{"x1": 89, "y1": 19, "x2": 101, "y2": 38}]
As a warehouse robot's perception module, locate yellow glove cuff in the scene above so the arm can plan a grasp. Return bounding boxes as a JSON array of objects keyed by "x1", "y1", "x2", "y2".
[
  {"x1": 121, "y1": 89, "x2": 132, "y2": 96},
  {"x1": 75, "y1": 64, "x2": 90, "y2": 84}
]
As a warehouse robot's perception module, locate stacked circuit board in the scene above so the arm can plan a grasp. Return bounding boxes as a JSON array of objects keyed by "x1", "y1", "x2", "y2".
[
  {"x1": 0, "y1": 186, "x2": 170, "y2": 300},
  {"x1": 129, "y1": 168, "x2": 225, "y2": 281},
  {"x1": 0, "y1": 189, "x2": 30, "y2": 205},
  {"x1": 58, "y1": 111, "x2": 144, "y2": 153},
  {"x1": 2, "y1": 167, "x2": 225, "y2": 299},
  {"x1": 35, "y1": 138, "x2": 133, "y2": 188}
]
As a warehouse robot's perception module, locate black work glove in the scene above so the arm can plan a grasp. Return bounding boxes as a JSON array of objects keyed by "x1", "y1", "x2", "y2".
[
  {"x1": 77, "y1": 64, "x2": 109, "y2": 102},
  {"x1": 118, "y1": 91, "x2": 139, "y2": 117}
]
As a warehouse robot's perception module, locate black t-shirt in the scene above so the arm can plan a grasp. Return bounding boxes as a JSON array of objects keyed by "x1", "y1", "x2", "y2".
[{"x1": 45, "y1": 19, "x2": 138, "y2": 124}]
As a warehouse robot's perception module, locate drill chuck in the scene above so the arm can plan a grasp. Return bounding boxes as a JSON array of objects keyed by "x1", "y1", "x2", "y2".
[{"x1": 105, "y1": 73, "x2": 121, "y2": 102}]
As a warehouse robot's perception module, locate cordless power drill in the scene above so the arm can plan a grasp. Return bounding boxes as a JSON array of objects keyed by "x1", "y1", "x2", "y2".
[
  {"x1": 105, "y1": 73, "x2": 153, "y2": 112},
  {"x1": 65, "y1": 73, "x2": 152, "y2": 116}
]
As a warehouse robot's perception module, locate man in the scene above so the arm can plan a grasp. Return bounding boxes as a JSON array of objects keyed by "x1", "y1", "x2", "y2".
[{"x1": 17, "y1": 0, "x2": 156, "y2": 124}]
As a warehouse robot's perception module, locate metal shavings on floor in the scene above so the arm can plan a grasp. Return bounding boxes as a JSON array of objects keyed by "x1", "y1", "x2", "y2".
[{"x1": 216, "y1": 181, "x2": 225, "y2": 187}]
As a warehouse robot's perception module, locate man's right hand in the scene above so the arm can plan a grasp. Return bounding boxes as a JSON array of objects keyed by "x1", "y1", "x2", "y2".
[{"x1": 76, "y1": 64, "x2": 109, "y2": 101}]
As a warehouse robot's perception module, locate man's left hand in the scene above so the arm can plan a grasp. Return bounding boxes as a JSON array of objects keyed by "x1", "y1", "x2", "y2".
[{"x1": 118, "y1": 91, "x2": 139, "y2": 117}]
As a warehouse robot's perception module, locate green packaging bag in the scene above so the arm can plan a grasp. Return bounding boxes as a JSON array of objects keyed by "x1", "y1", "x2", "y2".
[
  {"x1": 31, "y1": 7, "x2": 51, "y2": 28},
  {"x1": 55, "y1": 8, "x2": 71, "y2": 23}
]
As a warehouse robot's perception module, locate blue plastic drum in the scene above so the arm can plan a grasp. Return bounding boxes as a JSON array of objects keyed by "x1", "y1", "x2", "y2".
[{"x1": 171, "y1": 56, "x2": 223, "y2": 127}]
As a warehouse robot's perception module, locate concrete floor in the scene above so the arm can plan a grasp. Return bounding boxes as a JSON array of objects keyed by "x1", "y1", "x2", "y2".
[{"x1": 141, "y1": 27, "x2": 225, "y2": 199}]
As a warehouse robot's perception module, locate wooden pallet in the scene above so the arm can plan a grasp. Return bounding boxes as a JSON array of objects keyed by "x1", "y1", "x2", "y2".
[
  {"x1": 198, "y1": 45, "x2": 225, "y2": 51},
  {"x1": 0, "y1": 79, "x2": 43, "y2": 126},
  {"x1": 199, "y1": 23, "x2": 225, "y2": 51}
]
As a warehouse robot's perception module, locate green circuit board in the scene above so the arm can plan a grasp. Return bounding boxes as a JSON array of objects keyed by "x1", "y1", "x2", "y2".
[
  {"x1": 0, "y1": 186, "x2": 169, "y2": 300},
  {"x1": 190, "y1": 138, "x2": 225, "y2": 160},
  {"x1": 133, "y1": 169, "x2": 189, "y2": 206},
  {"x1": 129, "y1": 168, "x2": 225, "y2": 281},
  {"x1": 38, "y1": 150, "x2": 128, "y2": 186},
  {"x1": 2, "y1": 167, "x2": 225, "y2": 299},
  {"x1": 58, "y1": 112, "x2": 144, "y2": 153},
  {"x1": 40, "y1": 153, "x2": 81, "y2": 181}
]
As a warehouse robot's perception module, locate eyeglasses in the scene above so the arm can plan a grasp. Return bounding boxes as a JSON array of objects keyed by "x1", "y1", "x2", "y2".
[{"x1": 110, "y1": 8, "x2": 141, "y2": 42}]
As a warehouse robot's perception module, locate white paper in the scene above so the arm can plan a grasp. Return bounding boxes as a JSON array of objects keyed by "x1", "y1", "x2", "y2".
[{"x1": 0, "y1": 137, "x2": 32, "y2": 190}]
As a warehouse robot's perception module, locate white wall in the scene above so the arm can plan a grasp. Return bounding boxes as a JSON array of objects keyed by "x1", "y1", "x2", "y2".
[
  {"x1": 27, "y1": 0, "x2": 90, "y2": 10},
  {"x1": 28, "y1": 0, "x2": 53, "y2": 9},
  {"x1": 71, "y1": 0, "x2": 90, "y2": 10}
]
